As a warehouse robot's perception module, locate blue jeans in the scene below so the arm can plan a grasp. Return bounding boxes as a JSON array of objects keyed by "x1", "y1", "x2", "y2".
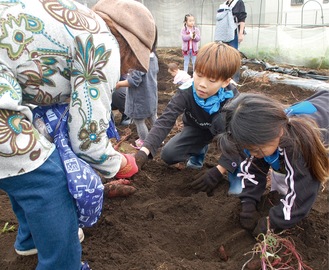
[
  {"x1": 226, "y1": 31, "x2": 240, "y2": 82},
  {"x1": 228, "y1": 168, "x2": 242, "y2": 195},
  {"x1": 183, "y1": 49, "x2": 196, "y2": 73},
  {"x1": 161, "y1": 126, "x2": 213, "y2": 165},
  {"x1": 186, "y1": 144, "x2": 209, "y2": 169},
  {"x1": 0, "y1": 149, "x2": 81, "y2": 270},
  {"x1": 226, "y1": 31, "x2": 239, "y2": 49}
]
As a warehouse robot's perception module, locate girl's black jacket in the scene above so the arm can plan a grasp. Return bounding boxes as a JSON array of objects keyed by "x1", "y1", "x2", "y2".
[{"x1": 239, "y1": 90, "x2": 329, "y2": 230}]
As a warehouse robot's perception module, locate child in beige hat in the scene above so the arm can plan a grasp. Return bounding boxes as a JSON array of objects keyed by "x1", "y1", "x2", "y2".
[{"x1": 93, "y1": 0, "x2": 156, "y2": 73}]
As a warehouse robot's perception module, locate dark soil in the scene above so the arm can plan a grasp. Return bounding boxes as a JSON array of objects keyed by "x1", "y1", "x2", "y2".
[{"x1": 0, "y1": 48, "x2": 328, "y2": 270}]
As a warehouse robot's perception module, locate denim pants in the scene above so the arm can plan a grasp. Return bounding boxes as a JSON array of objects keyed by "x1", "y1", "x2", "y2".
[
  {"x1": 226, "y1": 31, "x2": 239, "y2": 50},
  {"x1": 0, "y1": 149, "x2": 82, "y2": 270},
  {"x1": 228, "y1": 168, "x2": 243, "y2": 195},
  {"x1": 161, "y1": 125, "x2": 213, "y2": 165},
  {"x1": 183, "y1": 49, "x2": 196, "y2": 73},
  {"x1": 226, "y1": 31, "x2": 240, "y2": 82}
]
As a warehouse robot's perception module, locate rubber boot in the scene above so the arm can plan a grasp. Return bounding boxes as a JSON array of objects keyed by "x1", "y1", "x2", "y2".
[{"x1": 186, "y1": 145, "x2": 209, "y2": 170}]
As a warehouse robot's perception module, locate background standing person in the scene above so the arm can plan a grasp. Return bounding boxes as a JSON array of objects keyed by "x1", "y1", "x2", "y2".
[
  {"x1": 215, "y1": 0, "x2": 247, "y2": 50},
  {"x1": 167, "y1": 62, "x2": 192, "y2": 85},
  {"x1": 214, "y1": 0, "x2": 247, "y2": 82},
  {"x1": 116, "y1": 37, "x2": 159, "y2": 150},
  {"x1": 181, "y1": 14, "x2": 201, "y2": 74},
  {"x1": 0, "y1": 0, "x2": 155, "y2": 269},
  {"x1": 219, "y1": 91, "x2": 329, "y2": 236}
]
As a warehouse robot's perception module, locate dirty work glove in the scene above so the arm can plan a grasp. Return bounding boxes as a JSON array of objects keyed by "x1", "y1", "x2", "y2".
[
  {"x1": 135, "y1": 150, "x2": 148, "y2": 170},
  {"x1": 190, "y1": 167, "x2": 224, "y2": 195},
  {"x1": 104, "y1": 179, "x2": 137, "y2": 198},
  {"x1": 115, "y1": 154, "x2": 138, "y2": 179},
  {"x1": 239, "y1": 201, "x2": 260, "y2": 231},
  {"x1": 252, "y1": 216, "x2": 270, "y2": 237}
]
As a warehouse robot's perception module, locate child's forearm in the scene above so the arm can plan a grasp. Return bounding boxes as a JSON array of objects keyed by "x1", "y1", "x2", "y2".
[
  {"x1": 239, "y1": 22, "x2": 245, "y2": 35},
  {"x1": 116, "y1": 80, "x2": 130, "y2": 89}
]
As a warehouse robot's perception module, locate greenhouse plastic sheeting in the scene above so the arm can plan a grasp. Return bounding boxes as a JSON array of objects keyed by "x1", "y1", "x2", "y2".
[{"x1": 242, "y1": 69, "x2": 329, "y2": 91}]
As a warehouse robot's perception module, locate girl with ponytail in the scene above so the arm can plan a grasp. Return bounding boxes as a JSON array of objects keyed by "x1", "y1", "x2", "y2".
[{"x1": 219, "y1": 90, "x2": 329, "y2": 236}]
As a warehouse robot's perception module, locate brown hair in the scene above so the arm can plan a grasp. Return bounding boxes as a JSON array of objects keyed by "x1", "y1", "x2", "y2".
[
  {"x1": 194, "y1": 42, "x2": 241, "y2": 81},
  {"x1": 167, "y1": 62, "x2": 179, "y2": 72},
  {"x1": 183, "y1": 14, "x2": 195, "y2": 29},
  {"x1": 220, "y1": 93, "x2": 329, "y2": 184},
  {"x1": 284, "y1": 116, "x2": 328, "y2": 185}
]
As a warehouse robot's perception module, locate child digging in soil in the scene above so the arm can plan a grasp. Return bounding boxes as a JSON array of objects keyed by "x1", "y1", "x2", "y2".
[
  {"x1": 218, "y1": 91, "x2": 329, "y2": 236},
  {"x1": 167, "y1": 62, "x2": 192, "y2": 85},
  {"x1": 135, "y1": 42, "x2": 243, "y2": 196}
]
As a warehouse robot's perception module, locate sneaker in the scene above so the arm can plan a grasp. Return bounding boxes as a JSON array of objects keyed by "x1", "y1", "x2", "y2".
[
  {"x1": 130, "y1": 138, "x2": 144, "y2": 150},
  {"x1": 15, "y1": 228, "x2": 84, "y2": 256},
  {"x1": 186, "y1": 145, "x2": 209, "y2": 170},
  {"x1": 81, "y1": 261, "x2": 92, "y2": 270},
  {"x1": 78, "y1": 228, "x2": 85, "y2": 243},
  {"x1": 15, "y1": 248, "x2": 38, "y2": 256},
  {"x1": 186, "y1": 158, "x2": 203, "y2": 169},
  {"x1": 120, "y1": 114, "x2": 132, "y2": 126}
]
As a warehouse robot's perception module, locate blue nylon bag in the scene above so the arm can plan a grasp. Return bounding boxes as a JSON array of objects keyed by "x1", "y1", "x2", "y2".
[
  {"x1": 33, "y1": 104, "x2": 104, "y2": 228},
  {"x1": 107, "y1": 112, "x2": 120, "y2": 141}
]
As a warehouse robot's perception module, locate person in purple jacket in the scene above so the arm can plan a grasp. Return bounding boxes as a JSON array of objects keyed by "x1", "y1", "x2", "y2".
[
  {"x1": 181, "y1": 14, "x2": 201, "y2": 74},
  {"x1": 219, "y1": 91, "x2": 329, "y2": 236}
]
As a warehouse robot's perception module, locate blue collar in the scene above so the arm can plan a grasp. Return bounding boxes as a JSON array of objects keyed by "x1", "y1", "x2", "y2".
[
  {"x1": 244, "y1": 149, "x2": 281, "y2": 170},
  {"x1": 192, "y1": 82, "x2": 234, "y2": 115}
]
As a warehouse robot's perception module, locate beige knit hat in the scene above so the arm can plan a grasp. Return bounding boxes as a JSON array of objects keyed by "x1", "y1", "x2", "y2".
[{"x1": 93, "y1": 0, "x2": 156, "y2": 72}]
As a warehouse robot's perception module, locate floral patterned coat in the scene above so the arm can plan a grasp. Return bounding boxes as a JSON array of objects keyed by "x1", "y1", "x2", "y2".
[{"x1": 0, "y1": 0, "x2": 122, "y2": 179}]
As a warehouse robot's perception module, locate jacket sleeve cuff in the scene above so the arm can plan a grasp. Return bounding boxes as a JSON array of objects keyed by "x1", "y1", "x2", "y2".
[{"x1": 218, "y1": 154, "x2": 240, "y2": 173}]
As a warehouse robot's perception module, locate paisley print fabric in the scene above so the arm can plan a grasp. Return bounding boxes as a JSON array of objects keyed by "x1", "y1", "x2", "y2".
[
  {"x1": 41, "y1": 0, "x2": 100, "y2": 33},
  {"x1": 0, "y1": 0, "x2": 122, "y2": 179}
]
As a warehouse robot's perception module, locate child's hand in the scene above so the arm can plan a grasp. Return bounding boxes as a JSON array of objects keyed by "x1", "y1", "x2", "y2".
[
  {"x1": 239, "y1": 202, "x2": 260, "y2": 231},
  {"x1": 190, "y1": 167, "x2": 224, "y2": 195},
  {"x1": 135, "y1": 150, "x2": 148, "y2": 170},
  {"x1": 252, "y1": 216, "x2": 269, "y2": 237},
  {"x1": 104, "y1": 179, "x2": 137, "y2": 198}
]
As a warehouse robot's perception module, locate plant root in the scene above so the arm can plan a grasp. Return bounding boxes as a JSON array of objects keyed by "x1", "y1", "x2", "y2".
[{"x1": 242, "y1": 217, "x2": 313, "y2": 270}]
